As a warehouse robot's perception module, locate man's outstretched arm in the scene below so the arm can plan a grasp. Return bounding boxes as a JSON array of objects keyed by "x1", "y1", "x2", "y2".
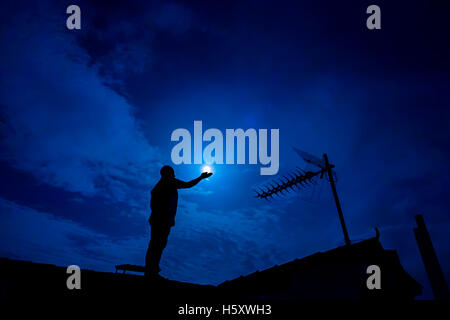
[{"x1": 176, "y1": 172, "x2": 213, "y2": 189}]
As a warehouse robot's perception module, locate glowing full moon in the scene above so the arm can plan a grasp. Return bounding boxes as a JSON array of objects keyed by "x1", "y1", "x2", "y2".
[{"x1": 202, "y1": 165, "x2": 212, "y2": 173}]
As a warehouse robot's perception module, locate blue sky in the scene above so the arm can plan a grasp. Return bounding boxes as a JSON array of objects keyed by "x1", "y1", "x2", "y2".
[{"x1": 0, "y1": 0, "x2": 449, "y2": 299}]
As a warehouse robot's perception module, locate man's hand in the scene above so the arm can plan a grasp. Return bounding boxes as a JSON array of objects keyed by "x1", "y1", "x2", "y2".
[
  {"x1": 177, "y1": 172, "x2": 213, "y2": 189},
  {"x1": 200, "y1": 172, "x2": 213, "y2": 179}
]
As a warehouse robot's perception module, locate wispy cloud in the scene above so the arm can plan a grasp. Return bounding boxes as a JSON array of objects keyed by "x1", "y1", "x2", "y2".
[
  {"x1": 0, "y1": 197, "x2": 290, "y2": 285},
  {"x1": 0, "y1": 1, "x2": 158, "y2": 200},
  {"x1": 0, "y1": 198, "x2": 146, "y2": 271}
]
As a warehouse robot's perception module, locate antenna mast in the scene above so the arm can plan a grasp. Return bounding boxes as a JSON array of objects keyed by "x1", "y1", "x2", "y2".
[
  {"x1": 255, "y1": 149, "x2": 352, "y2": 246},
  {"x1": 323, "y1": 153, "x2": 350, "y2": 246}
]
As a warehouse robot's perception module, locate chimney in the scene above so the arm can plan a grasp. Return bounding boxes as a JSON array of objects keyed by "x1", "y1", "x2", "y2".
[{"x1": 413, "y1": 214, "x2": 449, "y2": 300}]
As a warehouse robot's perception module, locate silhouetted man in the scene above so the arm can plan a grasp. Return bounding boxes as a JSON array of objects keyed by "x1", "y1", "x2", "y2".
[{"x1": 145, "y1": 165, "x2": 212, "y2": 278}]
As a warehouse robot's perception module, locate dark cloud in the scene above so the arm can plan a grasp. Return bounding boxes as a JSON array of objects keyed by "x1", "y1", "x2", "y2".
[
  {"x1": 0, "y1": 0, "x2": 449, "y2": 298},
  {"x1": 0, "y1": 0, "x2": 158, "y2": 198}
]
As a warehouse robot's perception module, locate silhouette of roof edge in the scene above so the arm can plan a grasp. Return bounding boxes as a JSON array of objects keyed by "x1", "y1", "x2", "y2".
[
  {"x1": 219, "y1": 237, "x2": 383, "y2": 286},
  {"x1": 217, "y1": 236, "x2": 422, "y2": 300}
]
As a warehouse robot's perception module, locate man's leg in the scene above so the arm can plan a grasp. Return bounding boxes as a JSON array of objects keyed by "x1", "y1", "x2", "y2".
[{"x1": 145, "y1": 223, "x2": 171, "y2": 277}]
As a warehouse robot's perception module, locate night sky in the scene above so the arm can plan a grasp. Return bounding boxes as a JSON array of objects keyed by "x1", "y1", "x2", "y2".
[{"x1": 1, "y1": 0, "x2": 449, "y2": 299}]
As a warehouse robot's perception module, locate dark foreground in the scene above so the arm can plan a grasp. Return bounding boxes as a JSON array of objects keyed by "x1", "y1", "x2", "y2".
[{"x1": 2, "y1": 238, "x2": 446, "y2": 317}]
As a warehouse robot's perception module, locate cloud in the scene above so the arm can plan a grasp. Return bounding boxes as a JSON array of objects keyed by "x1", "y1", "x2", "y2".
[
  {"x1": 160, "y1": 199, "x2": 313, "y2": 284},
  {"x1": 1, "y1": 1, "x2": 449, "y2": 299},
  {"x1": 0, "y1": 198, "x2": 147, "y2": 271},
  {"x1": 0, "y1": 196, "x2": 290, "y2": 285},
  {"x1": 0, "y1": 1, "x2": 158, "y2": 199}
]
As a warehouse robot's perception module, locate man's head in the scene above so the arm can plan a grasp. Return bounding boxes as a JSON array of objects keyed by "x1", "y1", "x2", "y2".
[{"x1": 160, "y1": 165, "x2": 175, "y2": 179}]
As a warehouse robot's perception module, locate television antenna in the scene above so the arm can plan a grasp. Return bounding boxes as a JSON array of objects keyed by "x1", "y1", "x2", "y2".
[{"x1": 255, "y1": 148, "x2": 351, "y2": 246}]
